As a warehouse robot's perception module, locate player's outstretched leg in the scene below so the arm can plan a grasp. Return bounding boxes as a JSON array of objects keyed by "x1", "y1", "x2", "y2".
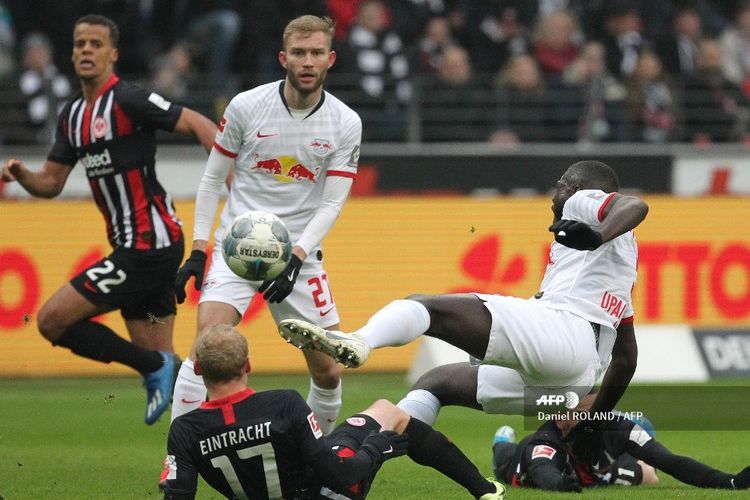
[{"x1": 278, "y1": 319, "x2": 371, "y2": 368}]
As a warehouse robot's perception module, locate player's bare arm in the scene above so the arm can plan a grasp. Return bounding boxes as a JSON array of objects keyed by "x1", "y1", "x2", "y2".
[
  {"x1": 597, "y1": 193, "x2": 649, "y2": 242},
  {"x1": 588, "y1": 321, "x2": 638, "y2": 414},
  {"x1": 173, "y1": 107, "x2": 217, "y2": 154},
  {"x1": 1, "y1": 158, "x2": 72, "y2": 198}
]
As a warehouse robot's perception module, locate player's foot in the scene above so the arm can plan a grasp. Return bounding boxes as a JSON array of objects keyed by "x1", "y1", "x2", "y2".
[
  {"x1": 143, "y1": 352, "x2": 178, "y2": 425},
  {"x1": 278, "y1": 319, "x2": 371, "y2": 368},
  {"x1": 479, "y1": 479, "x2": 507, "y2": 500},
  {"x1": 158, "y1": 456, "x2": 170, "y2": 491},
  {"x1": 493, "y1": 425, "x2": 516, "y2": 445}
]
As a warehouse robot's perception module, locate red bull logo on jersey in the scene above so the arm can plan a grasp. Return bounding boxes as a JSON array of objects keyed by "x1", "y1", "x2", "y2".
[{"x1": 252, "y1": 154, "x2": 319, "y2": 183}]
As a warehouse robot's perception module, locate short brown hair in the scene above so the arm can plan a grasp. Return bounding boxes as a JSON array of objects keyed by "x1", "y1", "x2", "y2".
[
  {"x1": 195, "y1": 324, "x2": 249, "y2": 385},
  {"x1": 75, "y1": 14, "x2": 120, "y2": 47},
  {"x1": 283, "y1": 15, "x2": 335, "y2": 50}
]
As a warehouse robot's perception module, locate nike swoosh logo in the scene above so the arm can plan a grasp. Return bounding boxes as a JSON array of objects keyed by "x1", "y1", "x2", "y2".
[
  {"x1": 287, "y1": 267, "x2": 297, "y2": 282},
  {"x1": 180, "y1": 398, "x2": 201, "y2": 404},
  {"x1": 326, "y1": 418, "x2": 336, "y2": 423},
  {"x1": 319, "y1": 306, "x2": 334, "y2": 317},
  {"x1": 257, "y1": 132, "x2": 278, "y2": 138},
  {"x1": 383, "y1": 446, "x2": 393, "y2": 454},
  {"x1": 83, "y1": 281, "x2": 98, "y2": 293}
]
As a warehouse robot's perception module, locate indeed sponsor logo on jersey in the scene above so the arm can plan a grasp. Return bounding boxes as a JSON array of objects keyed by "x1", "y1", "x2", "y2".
[
  {"x1": 81, "y1": 148, "x2": 114, "y2": 176},
  {"x1": 253, "y1": 154, "x2": 319, "y2": 183},
  {"x1": 199, "y1": 421, "x2": 271, "y2": 455}
]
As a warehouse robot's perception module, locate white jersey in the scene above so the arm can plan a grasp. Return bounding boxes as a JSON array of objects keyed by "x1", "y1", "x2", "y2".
[
  {"x1": 212, "y1": 81, "x2": 362, "y2": 250},
  {"x1": 537, "y1": 189, "x2": 638, "y2": 330}
]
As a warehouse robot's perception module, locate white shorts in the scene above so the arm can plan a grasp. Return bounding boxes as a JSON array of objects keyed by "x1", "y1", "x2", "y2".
[
  {"x1": 474, "y1": 293, "x2": 602, "y2": 414},
  {"x1": 200, "y1": 245, "x2": 340, "y2": 328}
]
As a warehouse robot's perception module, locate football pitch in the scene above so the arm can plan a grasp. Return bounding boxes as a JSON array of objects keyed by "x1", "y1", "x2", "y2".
[{"x1": 2, "y1": 374, "x2": 749, "y2": 499}]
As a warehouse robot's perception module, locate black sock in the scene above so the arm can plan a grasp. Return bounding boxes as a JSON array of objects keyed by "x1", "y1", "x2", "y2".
[
  {"x1": 405, "y1": 417, "x2": 494, "y2": 497},
  {"x1": 54, "y1": 320, "x2": 163, "y2": 374}
]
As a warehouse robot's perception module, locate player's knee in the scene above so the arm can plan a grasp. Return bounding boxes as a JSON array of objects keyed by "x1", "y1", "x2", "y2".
[
  {"x1": 36, "y1": 304, "x2": 67, "y2": 342},
  {"x1": 366, "y1": 399, "x2": 410, "y2": 432}
]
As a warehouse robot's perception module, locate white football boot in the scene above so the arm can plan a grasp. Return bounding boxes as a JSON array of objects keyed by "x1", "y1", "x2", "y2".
[{"x1": 278, "y1": 319, "x2": 371, "y2": 368}]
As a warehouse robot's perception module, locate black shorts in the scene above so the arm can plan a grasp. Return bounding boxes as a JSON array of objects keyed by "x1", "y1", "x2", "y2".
[
  {"x1": 70, "y1": 236, "x2": 184, "y2": 320},
  {"x1": 322, "y1": 414, "x2": 381, "y2": 500}
]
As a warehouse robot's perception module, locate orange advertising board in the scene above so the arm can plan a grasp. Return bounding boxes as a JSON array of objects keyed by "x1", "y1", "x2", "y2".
[{"x1": 1, "y1": 196, "x2": 749, "y2": 377}]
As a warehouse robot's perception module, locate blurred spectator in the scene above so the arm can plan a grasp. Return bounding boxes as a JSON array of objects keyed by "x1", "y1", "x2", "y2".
[
  {"x1": 421, "y1": 45, "x2": 495, "y2": 141},
  {"x1": 342, "y1": 0, "x2": 412, "y2": 140},
  {"x1": 242, "y1": 0, "x2": 329, "y2": 81},
  {"x1": 17, "y1": 32, "x2": 71, "y2": 143},
  {"x1": 558, "y1": 40, "x2": 631, "y2": 143},
  {"x1": 469, "y1": 1, "x2": 533, "y2": 75},
  {"x1": 0, "y1": 0, "x2": 13, "y2": 82},
  {"x1": 415, "y1": 15, "x2": 457, "y2": 74},
  {"x1": 720, "y1": 2, "x2": 750, "y2": 92},
  {"x1": 600, "y1": 1, "x2": 644, "y2": 78},
  {"x1": 624, "y1": 51, "x2": 679, "y2": 143},
  {"x1": 149, "y1": 43, "x2": 195, "y2": 103},
  {"x1": 492, "y1": 54, "x2": 550, "y2": 144},
  {"x1": 654, "y1": 6, "x2": 704, "y2": 78},
  {"x1": 170, "y1": 1, "x2": 243, "y2": 97},
  {"x1": 326, "y1": 0, "x2": 363, "y2": 42},
  {"x1": 682, "y1": 38, "x2": 750, "y2": 142},
  {"x1": 531, "y1": 10, "x2": 581, "y2": 81}
]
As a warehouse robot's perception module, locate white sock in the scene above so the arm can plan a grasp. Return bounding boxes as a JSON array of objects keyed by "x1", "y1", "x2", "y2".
[
  {"x1": 307, "y1": 378, "x2": 342, "y2": 435},
  {"x1": 397, "y1": 389, "x2": 442, "y2": 426},
  {"x1": 355, "y1": 299, "x2": 431, "y2": 349},
  {"x1": 170, "y1": 358, "x2": 207, "y2": 423}
]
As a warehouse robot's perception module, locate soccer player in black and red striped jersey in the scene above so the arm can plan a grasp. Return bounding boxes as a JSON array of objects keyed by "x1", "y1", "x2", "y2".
[
  {"x1": 164, "y1": 324, "x2": 506, "y2": 500},
  {"x1": 1, "y1": 14, "x2": 216, "y2": 425}
]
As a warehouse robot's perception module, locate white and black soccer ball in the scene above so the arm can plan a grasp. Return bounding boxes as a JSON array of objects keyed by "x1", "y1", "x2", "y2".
[{"x1": 221, "y1": 210, "x2": 292, "y2": 281}]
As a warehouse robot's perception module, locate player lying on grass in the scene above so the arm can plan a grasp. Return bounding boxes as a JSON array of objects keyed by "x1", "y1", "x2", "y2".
[
  {"x1": 278, "y1": 161, "x2": 647, "y2": 439},
  {"x1": 491, "y1": 399, "x2": 750, "y2": 492},
  {"x1": 163, "y1": 324, "x2": 506, "y2": 499}
]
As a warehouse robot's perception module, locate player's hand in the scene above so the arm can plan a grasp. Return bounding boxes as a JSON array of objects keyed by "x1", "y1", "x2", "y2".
[
  {"x1": 174, "y1": 250, "x2": 207, "y2": 304},
  {"x1": 1, "y1": 159, "x2": 24, "y2": 182},
  {"x1": 549, "y1": 220, "x2": 603, "y2": 251},
  {"x1": 360, "y1": 430, "x2": 409, "y2": 462},
  {"x1": 565, "y1": 418, "x2": 604, "y2": 465},
  {"x1": 258, "y1": 254, "x2": 303, "y2": 303},
  {"x1": 560, "y1": 472, "x2": 582, "y2": 492}
]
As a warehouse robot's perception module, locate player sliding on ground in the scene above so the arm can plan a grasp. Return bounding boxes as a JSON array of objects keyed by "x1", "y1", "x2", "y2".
[
  {"x1": 163, "y1": 324, "x2": 506, "y2": 499},
  {"x1": 280, "y1": 161, "x2": 648, "y2": 435}
]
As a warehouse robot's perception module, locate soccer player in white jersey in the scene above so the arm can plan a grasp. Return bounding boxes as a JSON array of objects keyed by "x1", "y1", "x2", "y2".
[
  {"x1": 279, "y1": 161, "x2": 648, "y2": 444},
  {"x1": 169, "y1": 14, "x2": 360, "y2": 465}
]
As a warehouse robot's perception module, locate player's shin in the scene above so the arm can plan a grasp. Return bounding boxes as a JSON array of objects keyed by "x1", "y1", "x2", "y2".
[
  {"x1": 356, "y1": 299, "x2": 431, "y2": 348},
  {"x1": 307, "y1": 378, "x2": 342, "y2": 435},
  {"x1": 405, "y1": 417, "x2": 496, "y2": 498},
  {"x1": 397, "y1": 389, "x2": 442, "y2": 425},
  {"x1": 170, "y1": 358, "x2": 207, "y2": 421}
]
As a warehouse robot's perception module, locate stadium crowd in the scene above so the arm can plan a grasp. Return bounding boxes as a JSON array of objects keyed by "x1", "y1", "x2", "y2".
[{"x1": 3, "y1": 0, "x2": 750, "y2": 144}]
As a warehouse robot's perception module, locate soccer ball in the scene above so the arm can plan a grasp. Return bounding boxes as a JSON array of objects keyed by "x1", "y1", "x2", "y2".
[{"x1": 221, "y1": 210, "x2": 292, "y2": 281}]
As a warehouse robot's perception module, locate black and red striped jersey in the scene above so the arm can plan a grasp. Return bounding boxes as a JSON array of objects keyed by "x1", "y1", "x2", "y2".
[
  {"x1": 48, "y1": 74, "x2": 184, "y2": 250},
  {"x1": 164, "y1": 388, "x2": 383, "y2": 500},
  {"x1": 165, "y1": 388, "x2": 331, "y2": 499}
]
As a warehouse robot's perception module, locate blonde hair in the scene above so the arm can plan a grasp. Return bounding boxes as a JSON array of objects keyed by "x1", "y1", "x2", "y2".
[
  {"x1": 283, "y1": 15, "x2": 335, "y2": 50},
  {"x1": 195, "y1": 324, "x2": 249, "y2": 385}
]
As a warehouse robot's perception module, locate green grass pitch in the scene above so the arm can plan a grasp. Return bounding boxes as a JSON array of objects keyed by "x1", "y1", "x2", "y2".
[{"x1": 2, "y1": 374, "x2": 749, "y2": 499}]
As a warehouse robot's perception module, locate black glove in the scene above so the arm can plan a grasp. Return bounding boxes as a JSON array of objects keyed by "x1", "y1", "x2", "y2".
[
  {"x1": 360, "y1": 430, "x2": 409, "y2": 462},
  {"x1": 258, "y1": 254, "x2": 303, "y2": 303},
  {"x1": 733, "y1": 465, "x2": 750, "y2": 489},
  {"x1": 560, "y1": 472, "x2": 582, "y2": 493},
  {"x1": 549, "y1": 220, "x2": 603, "y2": 251},
  {"x1": 174, "y1": 250, "x2": 207, "y2": 304},
  {"x1": 565, "y1": 419, "x2": 604, "y2": 465}
]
